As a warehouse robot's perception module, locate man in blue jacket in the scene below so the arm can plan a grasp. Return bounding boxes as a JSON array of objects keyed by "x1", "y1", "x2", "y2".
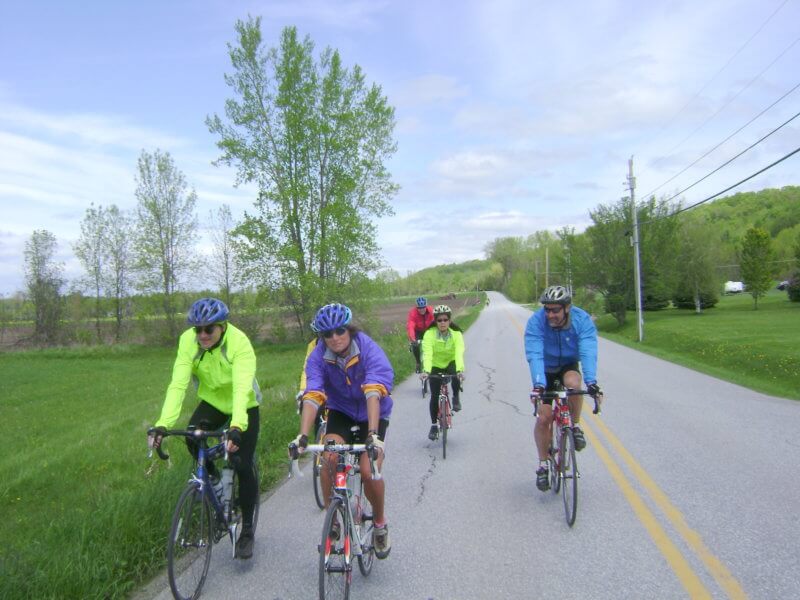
[
  {"x1": 524, "y1": 286, "x2": 602, "y2": 492},
  {"x1": 290, "y1": 303, "x2": 394, "y2": 558}
]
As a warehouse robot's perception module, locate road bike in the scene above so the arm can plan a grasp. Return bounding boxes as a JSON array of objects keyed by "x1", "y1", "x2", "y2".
[
  {"x1": 148, "y1": 427, "x2": 260, "y2": 600},
  {"x1": 427, "y1": 373, "x2": 460, "y2": 459},
  {"x1": 533, "y1": 387, "x2": 601, "y2": 527},
  {"x1": 290, "y1": 440, "x2": 381, "y2": 600}
]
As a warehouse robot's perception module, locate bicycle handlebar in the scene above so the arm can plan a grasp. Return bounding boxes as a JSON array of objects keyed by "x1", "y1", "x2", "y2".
[
  {"x1": 532, "y1": 389, "x2": 603, "y2": 416},
  {"x1": 287, "y1": 441, "x2": 383, "y2": 481},
  {"x1": 147, "y1": 427, "x2": 229, "y2": 461},
  {"x1": 424, "y1": 373, "x2": 464, "y2": 392}
]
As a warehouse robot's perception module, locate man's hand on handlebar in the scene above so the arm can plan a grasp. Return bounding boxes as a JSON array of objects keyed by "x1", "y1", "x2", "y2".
[
  {"x1": 288, "y1": 433, "x2": 308, "y2": 459},
  {"x1": 366, "y1": 431, "x2": 384, "y2": 461},
  {"x1": 419, "y1": 372, "x2": 429, "y2": 381},
  {"x1": 148, "y1": 426, "x2": 167, "y2": 449}
]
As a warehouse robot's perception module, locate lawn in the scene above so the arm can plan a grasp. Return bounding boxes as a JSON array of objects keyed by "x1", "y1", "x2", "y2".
[{"x1": 595, "y1": 289, "x2": 800, "y2": 400}]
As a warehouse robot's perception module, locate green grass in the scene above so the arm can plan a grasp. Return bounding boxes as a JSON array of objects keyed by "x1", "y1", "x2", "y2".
[
  {"x1": 596, "y1": 290, "x2": 800, "y2": 400},
  {"x1": 0, "y1": 297, "x2": 485, "y2": 599}
]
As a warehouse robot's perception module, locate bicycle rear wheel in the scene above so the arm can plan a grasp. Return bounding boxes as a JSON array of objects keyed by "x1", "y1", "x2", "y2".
[
  {"x1": 355, "y1": 477, "x2": 375, "y2": 576},
  {"x1": 439, "y1": 394, "x2": 448, "y2": 460},
  {"x1": 319, "y1": 497, "x2": 350, "y2": 600},
  {"x1": 167, "y1": 485, "x2": 214, "y2": 600},
  {"x1": 313, "y1": 422, "x2": 327, "y2": 509},
  {"x1": 560, "y1": 428, "x2": 578, "y2": 526}
]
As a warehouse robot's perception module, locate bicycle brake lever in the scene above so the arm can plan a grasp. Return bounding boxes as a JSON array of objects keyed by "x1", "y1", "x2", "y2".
[{"x1": 289, "y1": 458, "x2": 304, "y2": 479}]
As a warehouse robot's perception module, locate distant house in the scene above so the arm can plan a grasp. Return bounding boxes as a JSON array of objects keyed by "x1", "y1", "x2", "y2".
[{"x1": 724, "y1": 281, "x2": 744, "y2": 293}]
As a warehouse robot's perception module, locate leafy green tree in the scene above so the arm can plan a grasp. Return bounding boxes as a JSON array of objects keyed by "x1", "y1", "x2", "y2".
[
  {"x1": 672, "y1": 218, "x2": 720, "y2": 312},
  {"x1": 207, "y1": 203, "x2": 236, "y2": 307},
  {"x1": 103, "y1": 205, "x2": 134, "y2": 342},
  {"x1": 74, "y1": 203, "x2": 109, "y2": 342},
  {"x1": 739, "y1": 226, "x2": 775, "y2": 309},
  {"x1": 133, "y1": 149, "x2": 198, "y2": 340},
  {"x1": 207, "y1": 18, "x2": 397, "y2": 330},
  {"x1": 24, "y1": 229, "x2": 64, "y2": 345}
]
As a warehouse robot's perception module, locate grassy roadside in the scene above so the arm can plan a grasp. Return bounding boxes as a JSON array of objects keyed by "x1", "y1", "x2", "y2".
[
  {"x1": 0, "y1": 295, "x2": 484, "y2": 599},
  {"x1": 595, "y1": 290, "x2": 800, "y2": 401}
]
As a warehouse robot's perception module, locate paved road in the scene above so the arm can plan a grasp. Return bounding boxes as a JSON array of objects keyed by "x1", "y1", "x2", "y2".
[{"x1": 142, "y1": 291, "x2": 800, "y2": 599}]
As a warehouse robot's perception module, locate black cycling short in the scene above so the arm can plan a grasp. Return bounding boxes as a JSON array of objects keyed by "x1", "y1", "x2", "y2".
[
  {"x1": 542, "y1": 363, "x2": 581, "y2": 404},
  {"x1": 324, "y1": 408, "x2": 389, "y2": 443}
]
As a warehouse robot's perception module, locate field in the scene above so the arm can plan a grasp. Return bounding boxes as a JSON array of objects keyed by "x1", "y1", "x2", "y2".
[
  {"x1": 0, "y1": 293, "x2": 483, "y2": 599},
  {"x1": 595, "y1": 289, "x2": 800, "y2": 400}
]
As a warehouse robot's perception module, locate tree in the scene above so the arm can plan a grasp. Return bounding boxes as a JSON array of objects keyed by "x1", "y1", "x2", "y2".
[
  {"x1": 207, "y1": 204, "x2": 236, "y2": 307},
  {"x1": 24, "y1": 230, "x2": 64, "y2": 345},
  {"x1": 739, "y1": 226, "x2": 775, "y2": 309},
  {"x1": 672, "y1": 218, "x2": 720, "y2": 312},
  {"x1": 74, "y1": 204, "x2": 108, "y2": 342},
  {"x1": 207, "y1": 18, "x2": 397, "y2": 330},
  {"x1": 133, "y1": 149, "x2": 198, "y2": 340},
  {"x1": 104, "y1": 205, "x2": 134, "y2": 342}
]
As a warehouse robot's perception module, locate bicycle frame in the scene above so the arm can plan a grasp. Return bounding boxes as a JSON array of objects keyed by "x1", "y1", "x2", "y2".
[{"x1": 428, "y1": 373, "x2": 456, "y2": 458}]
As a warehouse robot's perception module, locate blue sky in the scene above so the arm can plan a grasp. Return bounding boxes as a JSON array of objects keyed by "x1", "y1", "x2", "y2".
[{"x1": 1, "y1": 0, "x2": 799, "y2": 295}]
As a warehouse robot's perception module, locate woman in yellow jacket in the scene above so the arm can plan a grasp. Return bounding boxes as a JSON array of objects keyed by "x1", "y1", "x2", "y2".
[{"x1": 420, "y1": 304, "x2": 465, "y2": 441}]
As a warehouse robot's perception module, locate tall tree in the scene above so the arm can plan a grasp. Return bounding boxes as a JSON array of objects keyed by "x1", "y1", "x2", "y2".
[
  {"x1": 739, "y1": 226, "x2": 775, "y2": 309},
  {"x1": 104, "y1": 205, "x2": 134, "y2": 342},
  {"x1": 673, "y1": 218, "x2": 720, "y2": 313},
  {"x1": 207, "y1": 18, "x2": 397, "y2": 329},
  {"x1": 24, "y1": 230, "x2": 64, "y2": 345},
  {"x1": 133, "y1": 149, "x2": 198, "y2": 340},
  {"x1": 74, "y1": 203, "x2": 108, "y2": 342},
  {"x1": 207, "y1": 203, "x2": 236, "y2": 306}
]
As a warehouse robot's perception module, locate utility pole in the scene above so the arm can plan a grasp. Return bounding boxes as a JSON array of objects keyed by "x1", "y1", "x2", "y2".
[{"x1": 628, "y1": 157, "x2": 644, "y2": 342}]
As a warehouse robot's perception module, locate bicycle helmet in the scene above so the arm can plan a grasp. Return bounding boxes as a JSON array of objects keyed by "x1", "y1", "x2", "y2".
[
  {"x1": 433, "y1": 304, "x2": 451, "y2": 316},
  {"x1": 187, "y1": 297, "x2": 229, "y2": 326},
  {"x1": 416, "y1": 296, "x2": 427, "y2": 308},
  {"x1": 539, "y1": 285, "x2": 571, "y2": 305},
  {"x1": 312, "y1": 303, "x2": 352, "y2": 332},
  {"x1": 309, "y1": 319, "x2": 319, "y2": 334}
]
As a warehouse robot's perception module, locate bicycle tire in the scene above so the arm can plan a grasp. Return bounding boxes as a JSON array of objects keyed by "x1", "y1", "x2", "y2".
[
  {"x1": 548, "y1": 422, "x2": 560, "y2": 494},
  {"x1": 167, "y1": 484, "x2": 214, "y2": 600},
  {"x1": 313, "y1": 423, "x2": 327, "y2": 509},
  {"x1": 319, "y1": 497, "x2": 350, "y2": 600},
  {"x1": 561, "y1": 428, "x2": 578, "y2": 526},
  {"x1": 355, "y1": 475, "x2": 375, "y2": 576},
  {"x1": 439, "y1": 393, "x2": 448, "y2": 460}
]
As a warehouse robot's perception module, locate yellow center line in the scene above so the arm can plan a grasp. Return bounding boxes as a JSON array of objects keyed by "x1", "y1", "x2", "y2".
[
  {"x1": 506, "y1": 307, "x2": 747, "y2": 599},
  {"x1": 587, "y1": 417, "x2": 748, "y2": 600}
]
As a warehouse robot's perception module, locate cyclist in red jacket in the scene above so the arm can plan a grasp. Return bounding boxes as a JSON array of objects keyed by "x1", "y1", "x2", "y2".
[{"x1": 407, "y1": 296, "x2": 434, "y2": 373}]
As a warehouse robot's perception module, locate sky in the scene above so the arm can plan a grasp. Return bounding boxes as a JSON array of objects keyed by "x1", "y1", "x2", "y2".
[{"x1": 1, "y1": 0, "x2": 799, "y2": 296}]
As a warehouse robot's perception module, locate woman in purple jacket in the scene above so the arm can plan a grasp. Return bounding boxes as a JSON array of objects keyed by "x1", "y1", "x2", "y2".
[{"x1": 291, "y1": 303, "x2": 394, "y2": 559}]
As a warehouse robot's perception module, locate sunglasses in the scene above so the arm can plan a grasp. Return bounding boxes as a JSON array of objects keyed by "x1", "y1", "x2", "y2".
[
  {"x1": 194, "y1": 324, "x2": 218, "y2": 335},
  {"x1": 543, "y1": 306, "x2": 564, "y2": 314},
  {"x1": 321, "y1": 327, "x2": 348, "y2": 339},
  {"x1": 436, "y1": 317, "x2": 450, "y2": 323}
]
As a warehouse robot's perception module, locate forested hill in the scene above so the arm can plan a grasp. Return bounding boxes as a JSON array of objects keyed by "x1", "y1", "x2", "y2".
[{"x1": 684, "y1": 185, "x2": 800, "y2": 258}]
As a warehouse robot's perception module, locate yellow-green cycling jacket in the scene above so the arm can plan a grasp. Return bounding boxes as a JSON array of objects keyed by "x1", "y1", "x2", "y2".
[
  {"x1": 156, "y1": 323, "x2": 262, "y2": 431},
  {"x1": 421, "y1": 326, "x2": 465, "y2": 373}
]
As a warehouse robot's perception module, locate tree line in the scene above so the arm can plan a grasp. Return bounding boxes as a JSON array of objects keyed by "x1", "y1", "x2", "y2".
[{"x1": 481, "y1": 187, "x2": 800, "y2": 322}]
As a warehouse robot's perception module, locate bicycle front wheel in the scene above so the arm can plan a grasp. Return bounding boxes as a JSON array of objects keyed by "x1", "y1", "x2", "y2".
[
  {"x1": 167, "y1": 485, "x2": 214, "y2": 600},
  {"x1": 319, "y1": 497, "x2": 350, "y2": 600},
  {"x1": 439, "y1": 395, "x2": 448, "y2": 460},
  {"x1": 560, "y1": 427, "x2": 578, "y2": 526},
  {"x1": 550, "y1": 425, "x2": 561, "y2": 494}
]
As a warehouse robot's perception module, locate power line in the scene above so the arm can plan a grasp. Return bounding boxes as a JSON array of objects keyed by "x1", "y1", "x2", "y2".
[
  {"x1": 646, "y1": 33, "x2": 800, "y2": 179},
  {"x1": 638, "y1": 143, "x2": 800, "y2": 226},
  {"x1": 639, "y1": 0, "x2": 792, "y2": 166},
  {"x1": 643, "y1": 80, "x2": 800, "y2": 199},
  {"x1": 671, "y1": 145, "x2": 800, "y2": 216},
  {"x1": 661, "y1": 107, "x2": 800, "y2": 203}
]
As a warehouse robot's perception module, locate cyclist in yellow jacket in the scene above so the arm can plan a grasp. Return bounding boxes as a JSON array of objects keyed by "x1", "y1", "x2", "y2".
[
  {"x1": 149, "y1": 297, "x2": 261, "y2": 559},
  {"x1": 420, "y1": 304, "x2": 465, "y2": 441}
]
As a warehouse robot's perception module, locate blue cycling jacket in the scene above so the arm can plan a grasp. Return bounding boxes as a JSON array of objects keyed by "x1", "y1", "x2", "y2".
[{"x1": 524, "y1": 305, "x2": 598, "y2": 388}]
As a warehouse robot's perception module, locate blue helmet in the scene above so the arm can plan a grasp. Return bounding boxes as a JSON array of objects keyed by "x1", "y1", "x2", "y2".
[
  {"x1": 187, "y1": 297, "x2": 229, "y2": 326},
  {"x1": 312, "y1": 303, "x2": 352, "y2": 333},
  {"x1": 416, "y1": 296, "x2": 427, "y2": 308}
]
